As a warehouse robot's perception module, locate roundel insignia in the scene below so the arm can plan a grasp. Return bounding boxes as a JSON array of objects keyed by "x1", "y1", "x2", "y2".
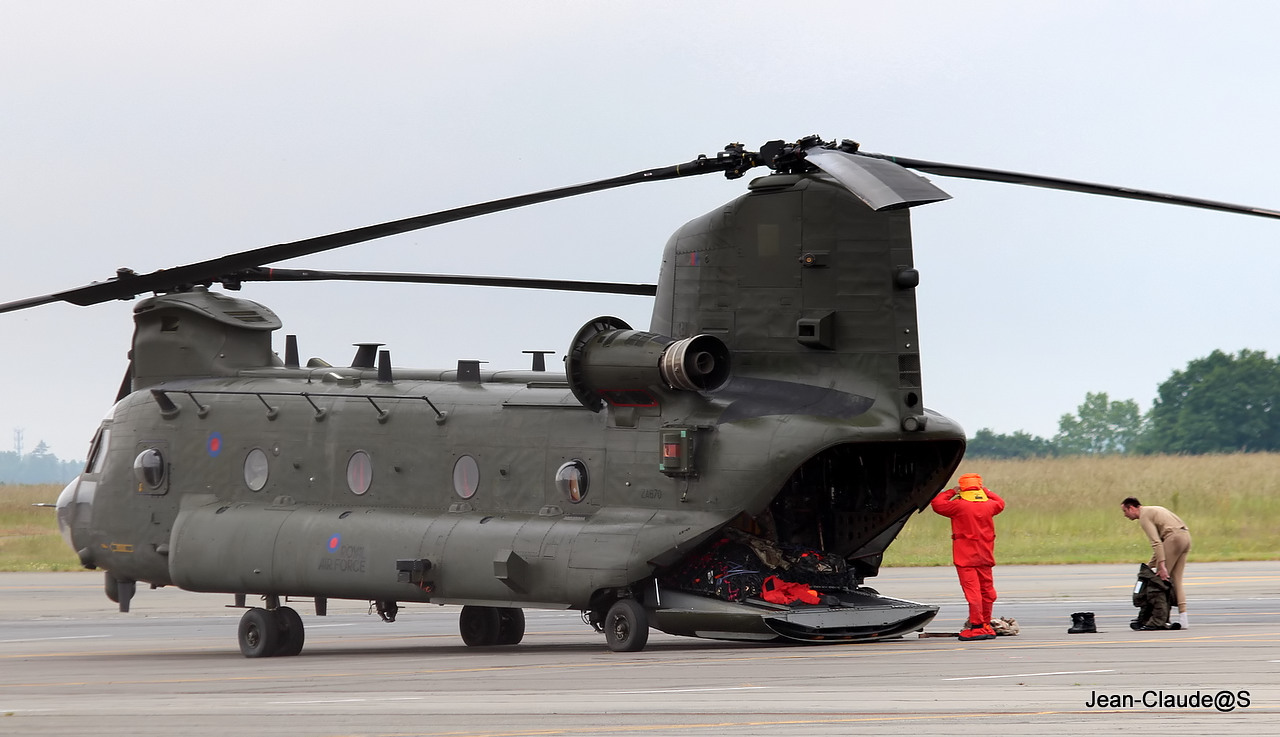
[
  {"x1": 327, "y1": 534, "x2": 341, "y2": 552},
  {"x1": 208, "y1": 432, "x2": 222, "y2": 457}
]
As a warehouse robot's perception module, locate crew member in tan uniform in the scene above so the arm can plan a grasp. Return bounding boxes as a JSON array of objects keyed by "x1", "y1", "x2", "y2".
[{"x1": 1121, "y1": 497, "x2": 1191, "y2": 629}]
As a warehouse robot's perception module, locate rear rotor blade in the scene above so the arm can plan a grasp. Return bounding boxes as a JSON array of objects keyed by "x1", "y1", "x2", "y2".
[
  {"x1": 861, "y1": 153, "x2": 1280, "y2": 220},
  {"x1": 802, "y1": 147, "x2": 951, "y2": 210}
]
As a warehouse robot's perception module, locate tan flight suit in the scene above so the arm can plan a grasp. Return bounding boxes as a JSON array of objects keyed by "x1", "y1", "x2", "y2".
[{"x1": 1138, "y1": 505, "x2": 1191, "y2": 612}]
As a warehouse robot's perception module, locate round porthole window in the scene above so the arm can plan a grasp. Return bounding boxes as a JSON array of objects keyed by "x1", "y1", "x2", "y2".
[
  {"x1": 244, "y1": 448, "x2": 269, "y2": 491},
  {"x1": 132, "y1": 448, "x2": 166, "y2": 490},
  {"x1": 347, "y1": 450, "x2": 372, "y2": 495},
  {"x1": 453, "y1": 455, "x2": 479, "y2": 499},
  {"x1": 555, "y1": 460, "x2": 589, "y2": 503}
]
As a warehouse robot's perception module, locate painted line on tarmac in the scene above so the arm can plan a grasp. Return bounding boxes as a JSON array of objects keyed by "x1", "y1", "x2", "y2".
[
  {"x1": 0, "y1": 643, "x2": 967, "y2": 688},
  {"x1": 0, "y1": 707, "x2": 55, "y2": 714},
  {"x1": 1204, "y1": 610, "x2": 1280, "y2": 617},
  {"x1": 943, "y1": 669, "x2": 1114, "y2": 681},
  {"x1": 270, "y1": 697, "x2": 426, "y2": 705},
  {"x1": 0, "y1": 635, "x2": 108, "y2": 644},
  {"x1": 373, "y1": 710, "x2": 1123, "y2": 736},
  {"x1": 608, "y1": 686, "x2": 769, "y2": 694},
  {"x1": 0, "y1": 585, "x2": 101, "y2": 591}
]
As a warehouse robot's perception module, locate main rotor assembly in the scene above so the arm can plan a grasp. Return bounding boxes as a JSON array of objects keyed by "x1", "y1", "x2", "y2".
[{"x1": 4, "y1": 135, "x2": 1278, "y2": 315}]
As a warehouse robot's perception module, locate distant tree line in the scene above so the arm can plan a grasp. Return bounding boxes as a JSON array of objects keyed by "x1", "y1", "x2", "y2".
[
  {"x1": 968, "y1": 349, "x2": 1280, "y2": 458},
  {"x1": 0, "y1": 442, "x2": 83, "y2": 484}
]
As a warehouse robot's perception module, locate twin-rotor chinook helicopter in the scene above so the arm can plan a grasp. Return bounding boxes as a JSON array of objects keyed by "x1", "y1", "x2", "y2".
[{"x1": 6, "y1": 136, "x2": 1278, "y2": 657}]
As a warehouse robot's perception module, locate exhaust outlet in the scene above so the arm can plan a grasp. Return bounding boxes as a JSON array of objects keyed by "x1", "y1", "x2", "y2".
[{"x1": 660, "y1": 335, "x2": 731, "y2": 392}]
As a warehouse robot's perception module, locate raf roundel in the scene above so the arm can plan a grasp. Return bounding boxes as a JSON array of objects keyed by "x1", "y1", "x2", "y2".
[
  {"x1": 326, "y1": 534, "x2": 341, "y2": 553},
  {"x1": 207, "y1": 432, "x2": 222, "y2": 457}
]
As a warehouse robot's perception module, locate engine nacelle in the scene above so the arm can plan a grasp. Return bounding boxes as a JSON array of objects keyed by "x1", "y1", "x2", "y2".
[{"x1": 566, "y1": 316, "x2": 731, "y2": 412}]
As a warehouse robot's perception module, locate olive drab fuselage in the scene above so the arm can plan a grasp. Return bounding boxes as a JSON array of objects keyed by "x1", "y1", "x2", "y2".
[
  {"x1": 29, "y1": 137, "x2": 1280, "y2": 654},
  {"x1": 56, "y1": 171, "x2": 966, "y2": 638}
]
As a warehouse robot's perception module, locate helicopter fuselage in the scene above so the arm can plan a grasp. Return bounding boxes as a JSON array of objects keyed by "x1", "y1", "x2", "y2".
[
  {"x1": 60, "y1": 355, "x2": 962, "y2": 610},
  {"x1": 18, "y1": 137, "x2": 1279, "y2": 655},
  {"x1": 54, "y1": 168, "x2": 969, "y2": 654}
]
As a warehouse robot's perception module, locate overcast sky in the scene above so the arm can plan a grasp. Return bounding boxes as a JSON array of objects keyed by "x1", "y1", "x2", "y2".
[{"x1": 3, "y1": 1, "x2": 1279, "y2": 460}]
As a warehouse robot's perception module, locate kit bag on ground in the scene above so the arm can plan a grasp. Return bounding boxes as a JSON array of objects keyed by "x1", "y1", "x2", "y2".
[{"x1": 1131, "y1": 563, "x2": 1176, "y2": 630}]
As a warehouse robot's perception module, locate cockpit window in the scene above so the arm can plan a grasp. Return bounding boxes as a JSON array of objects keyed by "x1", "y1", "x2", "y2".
[{"x1": 85, "y1": 427, "x2": 110, "y2": 475}]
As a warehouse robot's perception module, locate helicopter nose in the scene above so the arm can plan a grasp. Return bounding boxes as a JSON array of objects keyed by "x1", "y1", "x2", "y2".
[
  {"x1": 55, "y1": 478, "x2": 78, "y2": 546},
  {"x1": 55, "y1": 475, "x2": 96, "y2": 567}
]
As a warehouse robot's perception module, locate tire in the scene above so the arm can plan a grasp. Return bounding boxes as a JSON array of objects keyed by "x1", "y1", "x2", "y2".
[
  {"x1": 603, "y1": 599, "x2": 649, "y2": 652},
  {"x1": 238, "y1": 608, "x2": 280, "y2": 658},
  {"x1": 459, "y1": 605, "x2": 501, "y2": 646},
  {"x1": 274, "y1": 606, "x2": 305, "y2": 656},
  {"x1": 495, "y1": 608, "x2": 525, "y2": 645}
]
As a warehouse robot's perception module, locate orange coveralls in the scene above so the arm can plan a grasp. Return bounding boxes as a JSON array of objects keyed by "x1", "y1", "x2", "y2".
[{"x1": 931, "y1": 483, "x2": 1006, "y2": 628}]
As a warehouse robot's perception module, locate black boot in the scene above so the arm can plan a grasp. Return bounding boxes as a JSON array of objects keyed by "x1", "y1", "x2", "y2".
[{"x1": 1068, "y1": 611, "x2": 1097, "y2": 634}]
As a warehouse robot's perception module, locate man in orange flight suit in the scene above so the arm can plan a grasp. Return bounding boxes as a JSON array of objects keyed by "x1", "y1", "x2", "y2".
[{"x1": 931, "y1": 473, "x2": 1006, "y2": 641}]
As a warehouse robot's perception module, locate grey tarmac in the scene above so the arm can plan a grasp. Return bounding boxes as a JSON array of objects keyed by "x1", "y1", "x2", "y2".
[{"x1": 1, "y1": 561, "x2": 1277, "y2": 736}]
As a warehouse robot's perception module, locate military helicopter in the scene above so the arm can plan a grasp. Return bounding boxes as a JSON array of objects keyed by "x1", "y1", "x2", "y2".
[{"x1": 5, "y1": 136, "x2": 1277, "y2": 657}]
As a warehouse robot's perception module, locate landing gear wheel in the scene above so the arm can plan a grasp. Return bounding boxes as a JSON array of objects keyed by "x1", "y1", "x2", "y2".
[
  {"x1": 603, "y1": 598, "x2": 649, "y2": 652},
  {"x1": 274, "y1": 606, "x2": 305, "y2": 656},
  {"x1": 104, "y1": 574, "x2": 135, "y2": 612},
  {"x1": 104, "y1": 572, "x2": 119, "y2": 603},
  {"x1": 459, "y1": 605, "x2": 502, "y2": 646},
  {"x1": 238, "y1": 607, "x2": 280, "y2": 658},
  {"x1": 495, "y1": 608, "x2": 525, "y2": 645}
]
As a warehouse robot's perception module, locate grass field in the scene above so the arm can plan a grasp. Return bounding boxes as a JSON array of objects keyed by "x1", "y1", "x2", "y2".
[
  {"x1": 888, "y1": 453, "x2": 1280, "y2": 566},
  {"x1": 4, "y1": 453, "x2": 1279, "y2": 571},
  {"x1": 0, "y1": 484, "x2": 81, "y2": 571}
]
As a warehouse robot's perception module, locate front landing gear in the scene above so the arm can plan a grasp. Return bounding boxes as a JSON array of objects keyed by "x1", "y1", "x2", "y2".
[
  {"x1": 238, "y1": 606, "x2": 305, "y2": 658},
  {"x1": 104, "y1": 572, "x2": 136, "y2": 613}
]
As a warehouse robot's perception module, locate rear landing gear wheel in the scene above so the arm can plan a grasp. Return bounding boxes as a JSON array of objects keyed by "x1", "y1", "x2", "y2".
[
  {"x1": 604, "y1": 598, "x2": 649, "y2": 652},
  {"x1": 495, "y1": 608, "x2": 525, "y2": 645},
  {"x1": 238, "y1": 607, "x2": 279, "y2": 658},
  {"x1": 274, "y1": 606, "x2": 305, "y2": 656},
  {"x1": 459, "y1": 605, "x2": 502, "y2": 646}
]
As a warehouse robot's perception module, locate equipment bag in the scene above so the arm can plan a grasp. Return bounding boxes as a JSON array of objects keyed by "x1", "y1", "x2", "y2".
[{"x1": 1131, "y1": 563, "x2": 1173, "y2": 629}]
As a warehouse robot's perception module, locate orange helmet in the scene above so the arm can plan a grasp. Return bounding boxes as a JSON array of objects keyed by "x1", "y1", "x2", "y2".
[{"x1": 958, "y1": 473, "x2": 984, "y2": 490}]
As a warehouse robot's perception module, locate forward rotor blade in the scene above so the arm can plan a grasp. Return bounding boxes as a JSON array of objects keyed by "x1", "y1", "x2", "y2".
[
  {"x1": 237, "y1": 268, "x2": 657, "y2": 296},
  {"x1": 0, "y1": 152, "x2": 750, "y2": 314},
  {"x1": 861, "y1": 153, "x2": 1280, "y2": 220},
  {"x1": 0, "y1": 292, "x2": 65, "y2": 314},
  {"x1": 803, "y1": 147, "x2": 951, "y2": 210}
]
